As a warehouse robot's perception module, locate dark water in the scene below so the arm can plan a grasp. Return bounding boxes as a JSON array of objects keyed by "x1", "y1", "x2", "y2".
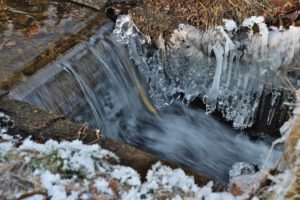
[{"x1": 10, "y1": 21, "x2": 280, "y2": 184}]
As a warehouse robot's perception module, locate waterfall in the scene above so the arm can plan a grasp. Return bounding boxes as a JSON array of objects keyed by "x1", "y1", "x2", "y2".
[
  {"x1": 10, "y1": 21, "x2": 147, "y2": 139},
  {"x1": 10, "y1": 20, "x2": 280, "y2": 184}
]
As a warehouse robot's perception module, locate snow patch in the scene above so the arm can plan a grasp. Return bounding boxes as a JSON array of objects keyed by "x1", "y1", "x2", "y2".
[
  {"x1": 111, "y1": 165, "x2": 141, "y2": 186},
  {"x1": 223, "y1": 19, "x2": 237, "y2": 32},
  {"x1": 41, "y1": 170, "x2": 79, "y2": 200},
  {"x1": 94, "y1": 178, "x2": 113, "y2": 195}
]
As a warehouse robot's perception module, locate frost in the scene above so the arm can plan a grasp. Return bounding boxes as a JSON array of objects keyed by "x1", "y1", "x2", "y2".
[
  {"x1": 94, "y1": 178, "x2": 113, "y2": 195},
  {"x1": 20, "y1": 138, "x2": 119, "y2": 177},
  {"x1": 23, "y1": 194, "x2": 44, "y2": 200},
  {"x1": 0, "y1": 141, "x2": 14, "y2": 154},
  {"x1": 229, "y1": 162, "x2": 256, "y2": 178},
  {"x1": 1, "y1": 138, "x2": 259, "y2": 199},
  {"x1": 0, "y1": 112, "x2": 13, "y2": 134},
  {"x1": 41, "y1": 171, "x2": 79, "y2": 200},
  {"x1": 111, "y1": 165, "x2": 141, "y2": 186},
  {"x1": 145, "y1": 162, "x2": 198, "y2": 193}
]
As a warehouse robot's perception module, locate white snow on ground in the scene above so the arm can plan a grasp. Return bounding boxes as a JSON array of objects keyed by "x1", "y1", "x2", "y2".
[
  {"x1": 40, "y1": 170, "x2": 79, "y2": 200},
  {"x1": 94, "y1": 178, "x2": 114, "y2": 195}
]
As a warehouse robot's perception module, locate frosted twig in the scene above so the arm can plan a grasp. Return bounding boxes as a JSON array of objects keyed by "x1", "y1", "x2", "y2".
[{"x1": 262, "y1": 134, "x2": 286, "y2": 170}]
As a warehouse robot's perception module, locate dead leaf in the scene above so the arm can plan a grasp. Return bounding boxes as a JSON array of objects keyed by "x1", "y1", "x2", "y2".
[
  {"x1": 109, "y1": 179, "x2": 120, "y2": 194},
  {"x1": 5, "y1": 40, "x2": 16, "y2": 47},
  {"x1": 65, "y1": 183, "x2": 75, "y2": 192},
  {"x1": 229, "y1": 183, "x2": 243, "y2": 196},
  {"x1": 93, "y1": 195, "x2": 110, "y2": 200},
  {"x1": 283, "y1": 2, "x2": 295, "y2": 12},
  {"x1": 27, "y1": 26, "x2": 40, "y2": 37},
  {"x1": 3, "y1": 163, "x2": 16, "y2": 172}
]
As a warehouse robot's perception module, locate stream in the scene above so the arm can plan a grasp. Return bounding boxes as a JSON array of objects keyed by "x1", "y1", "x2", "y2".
[{"x1": 10, "y1": 19, "x2": 284, "y2": 184}]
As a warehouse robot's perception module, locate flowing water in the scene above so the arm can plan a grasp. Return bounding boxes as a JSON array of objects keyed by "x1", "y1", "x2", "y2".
[{"x1": 10, "y1": 20, "x2": 282, "y2": 184}]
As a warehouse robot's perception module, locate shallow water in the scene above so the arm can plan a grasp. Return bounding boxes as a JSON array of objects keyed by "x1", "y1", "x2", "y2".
[{"x1": 0, "y1": 0, "x2": 101, "y2": 88}]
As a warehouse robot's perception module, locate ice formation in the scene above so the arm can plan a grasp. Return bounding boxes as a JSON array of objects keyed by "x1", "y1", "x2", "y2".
[
  {"x1": 229, "y1": 162, "x2": 257, "y2": 178},
  {"x1": 0, "y1": 112, "x2": 13, "y2": 134},
  {"x1": 113, "y1": 15, "x2": 299, "y2": 129}
]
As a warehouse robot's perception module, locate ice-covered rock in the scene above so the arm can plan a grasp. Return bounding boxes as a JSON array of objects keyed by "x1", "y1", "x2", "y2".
[{"x1": 229, "y1": 162, "x2": 257, "y2": 179}]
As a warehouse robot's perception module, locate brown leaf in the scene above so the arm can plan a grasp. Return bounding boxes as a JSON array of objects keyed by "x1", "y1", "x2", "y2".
[
  {"x1": 27, "y1": 26, "x2": 40, "y2": 37},
  {"x1": 109, "y1": 179, "x2": 120, "y2": 194},
  {"x1": 5, "y1": 40, "x2": 16, "y2": 47},
  {"x1": 229, "y1": 183, "x2": 243, "y2": 196},
  {"x1": 4, "y1": 163, "x2": 16, "y2": 172}
]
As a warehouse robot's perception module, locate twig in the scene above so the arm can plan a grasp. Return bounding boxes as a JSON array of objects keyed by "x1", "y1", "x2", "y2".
[
  {"x1": 250, "y1": 0, "x2": 273, "y2": 12},
  {"x1": 87, "y1": 129, "x2": 101, "y2": 144},
  {"x1": 10, "y1": 173, "x2": 34, "y2": 187},
  {"x1": 17, "y1": 191, "x2": 47, "y2": 200},
  {"x1": 24, "y1": 115, "x2": 66, "y2": 131},
  {"x1": 64, "y1": 122, "x2": 88, "y2": 141},
  {"x1": 0, "y1": 90, "x2": 9, "y2": 98}
]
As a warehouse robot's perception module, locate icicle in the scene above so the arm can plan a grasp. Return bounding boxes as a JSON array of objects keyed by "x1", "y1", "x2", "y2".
[{"x1": 113, "y1": 15, "x2": 299, "y2": 129}]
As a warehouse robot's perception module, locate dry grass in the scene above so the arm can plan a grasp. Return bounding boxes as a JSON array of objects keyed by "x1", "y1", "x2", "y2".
[{"x1": 138, "y1": 0, "x2": 299, "y2": 30}]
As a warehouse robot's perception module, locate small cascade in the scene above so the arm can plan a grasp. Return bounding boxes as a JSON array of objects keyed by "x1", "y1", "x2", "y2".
[
  {"x1": 10, "y1": 21, "x2": 147, "y2": 140},
  {"x1": 113, "y1": 15, "x2": 298, "y2": 130},
  {"x1": 10, "y1": 20, "x2": 281, "y2": 184}
]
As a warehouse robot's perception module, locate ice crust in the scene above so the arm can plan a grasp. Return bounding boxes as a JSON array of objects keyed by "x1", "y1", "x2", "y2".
[{"x1": 113, "y1": 15, "x2": 299, "y2": 129}]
